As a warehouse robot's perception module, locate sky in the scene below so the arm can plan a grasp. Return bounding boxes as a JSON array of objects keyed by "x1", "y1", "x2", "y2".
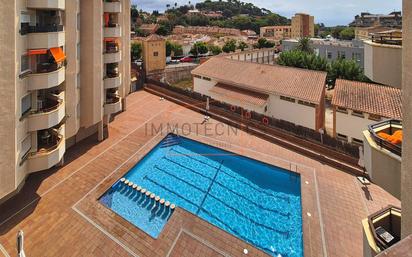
[{"x1": 132, "y1": 0, "x2": 402, "y2": 26}]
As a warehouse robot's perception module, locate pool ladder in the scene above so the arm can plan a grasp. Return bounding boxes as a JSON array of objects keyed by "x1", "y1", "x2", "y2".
[
  {"x1": 160, "y1": 134, "x2": 181, "y2": 148},
  {"x1": 119, "y1": 178, "x2": 176, "y2": 210}
]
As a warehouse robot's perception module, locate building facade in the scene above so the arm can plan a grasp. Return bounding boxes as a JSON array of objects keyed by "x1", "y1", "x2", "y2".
[
  {"x1": 192, "y1": 57, "x2": 326, "y2": 131},
  {"x1": 260, "y1": 26, "x2": 292, "y2": 41},
  {"x1": 139, "y1": 35, "x2": 166, "y2": 75},
  {"x1": 0, "y1": 0, "x2": 130, "y2": 202},
  {"x1": 283, "y1": 38, "x2": 365, "y2": 68},
  {"x1": 291, "y1": 13, "x2": 315, "y2": 38},
  {"x1": 332, "y1": 80, "x2": 402, "y2": 145},
  {"x1": 364, "y1": 32, "x2": 402, "y2": 88},
  {"x1": 350, "y1": 12, "x2": 402, "y2": 28}
]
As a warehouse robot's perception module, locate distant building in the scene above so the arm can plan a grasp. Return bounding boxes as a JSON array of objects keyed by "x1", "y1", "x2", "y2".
[
  {"x1": 355, "y1": 26, "x2": 394, "y2": 40},
  {"x1": 192, "y1": 57, "x2": 326, "y2": 130},
  {"x1": 364, "y1": 30, "x2": 403, "y2": 88},
  {"x1": 282, "y1": 38, "x2": 365, "y2": 68},
  {"x1": 350, "y1": 11, "x2": 402, "y2": 28},
  {"x1": 140, "y1": 35, "x2": 166, "y2": 75},
  {"x1": 173, "y1": 25, "x2": 241, "y2": 36},
  {"x1": 332, "y1": 79, "x2": 402, "y2": 145},
  {"x1": 260, "y1": 26, "x2": 292, "y2": 41},
  {"x1": 224, "y1": 48, "x2": 277, "y2": 65},
  {"x1": 291, "y1": 13, "x2": 315, "y2": 38},
  {"x1": 139, "y1": 23, "x2": 159, "y2": 35},
  {"x1": 241, "y1": 30, "x2": 258, "y2": 39}
]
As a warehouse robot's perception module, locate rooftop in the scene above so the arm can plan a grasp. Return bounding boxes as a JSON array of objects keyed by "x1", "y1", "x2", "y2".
[
  {"x1": 209, "y1": 83, "x2": 269, "y2": 107},
  {"x1": 192, "y1": 57, "x2": 327, "y2": 104},
  {"x1": 332, "y1": 79, "x2": 402, "y2": 119}
]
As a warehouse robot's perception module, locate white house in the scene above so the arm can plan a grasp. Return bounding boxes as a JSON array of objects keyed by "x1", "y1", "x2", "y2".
[
  {"x1": 191, "y1": 57, "x2": 327, "y2": 131},
  {"x1": 332, "y1": 79, "x2": 402, "y2": 145}
]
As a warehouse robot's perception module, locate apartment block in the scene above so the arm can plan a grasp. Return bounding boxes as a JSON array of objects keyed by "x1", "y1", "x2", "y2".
[
  {"x1": 0, "y1": 0, "x2": 131, "y2": 202},
  {"x1": 350, "y1": 11, "x2": 402, "y2": 28},
  {"x1": 291, "y1": 13, "x2": 315, "y2": 38},
  {"x1": 260, "y1": 26, "x2": 292, "y2": 41}
]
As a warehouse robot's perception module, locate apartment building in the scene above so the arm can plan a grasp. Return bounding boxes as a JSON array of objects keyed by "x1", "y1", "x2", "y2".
[
  {"x1": 260, "y1": 26, "x2": 292, "y2": 41},
  {"x1": 283, "y1": 38, "x2": 365, "y2": 68},
  {"x1": 350, "y1": 11, "x2": 402, "y2": 28},
  {"x1": 332, "y1": 79, "x2": 402, "y2": 145},
  {"x1": 291, "y1": 13, "x2": 315, "y2": 38},
  {"x1": 364, "y1": 30, "x2": 402, "y2": 88},
  {"x1": 355, "y1": 26, "x2": 394, "y2": 40},
  {"x1": 173, "y1": 25, "x2": 241, "y2": 36},
  {"x1": 192, "y1": 57, "x2": 326, "y2": 130},
  {"x1": 0, "y1": 0, "x2": 131, "y2": 202}
]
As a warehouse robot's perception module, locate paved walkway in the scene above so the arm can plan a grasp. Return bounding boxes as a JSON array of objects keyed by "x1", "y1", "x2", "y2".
[{"x1": 0, "y1": 91, "x2": 399, "y2": 257}]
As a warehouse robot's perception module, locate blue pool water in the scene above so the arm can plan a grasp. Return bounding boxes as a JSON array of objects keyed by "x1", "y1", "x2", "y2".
[{"x1": 100, "y1": 134, "x2": 302, "y2": 257}]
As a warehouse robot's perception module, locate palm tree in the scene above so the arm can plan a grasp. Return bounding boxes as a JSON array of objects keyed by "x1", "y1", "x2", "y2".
[{"x1": 295, "y1": 37, "x2": 313, "y2": 54}]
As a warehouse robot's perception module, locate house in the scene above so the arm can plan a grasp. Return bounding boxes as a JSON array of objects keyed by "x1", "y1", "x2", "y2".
[
  {"x1": 191, "y1": 57, "x2": 326, "y2": 130},
  {"x1": 139, "y1": 23, "x2": 159, "y2": 35},
  {"x1": 331, "y1": 79, "x2": 402, "y2": 145},
  {"x1": 260, "y1": 26, "x2": 292, "y2": 41}
]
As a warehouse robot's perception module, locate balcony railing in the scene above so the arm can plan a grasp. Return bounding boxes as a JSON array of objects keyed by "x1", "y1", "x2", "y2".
[
  {"x1": 29, "y1": 24, "x2": 64, "y2": 33},
  {"x1": 368, "y1": 120, "x2": 402, "y2": 156},
  {"x1": 31, "y1": 130, "x2": 63, "y2": 158},
  {"x1": 372, "y1": 34, "x2": 402, "y2": 46}
]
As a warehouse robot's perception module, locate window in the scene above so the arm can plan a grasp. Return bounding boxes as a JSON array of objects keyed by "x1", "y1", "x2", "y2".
[
  {"x1": 193, "y1": 75, "x2": 201, "y2": 79},
  {"x1": 77, "y1": 103, "x2": 81, "y2": 118},
  {"x1": 298, "y1": 100, "x2": 316, "y2": 108},
  {"x1": 21, "y1": 93, "x2": 32, "y2": 117},
  {"x1": 20, "y1": 55, "x2": 30, "y2": 73},
  {"x1": 202, "y1": 77, "x2": 211, "y2": 81},
  {"x1": 337, "y1": 133, "x2": 348, "y2": 142},
  {"x1": 338, "y1": 51, "x2": 346, "y2": 59},
  {"x1": 264, "y1": 106, "x2": 268, "y2": 112},
  {"x1": 77, "y1": 73, "x2": 81, "y2": 88},
  {"x1": 336, "y1": 107, "x2": 348, "y2": 114},
  {"x1": 352, "y1": 110, "x2": 364, "y2": 118},
  {"x1": 153, "y1": 51, "x2": 159, "y2": 57},
  {"x1": 352, "y1": 138, "x2": 363, "y2": 145},
  {"x1": 326, "y1": 51, "x2": 332, "y2": 59},
  {"x1": 20, "y1": 134, "x2": 31, "y2": 162},
  {"x1": 20, "y1": 12, "x2": 30, "y2": 35},
  {"x1": 368, "y1": 114, "x2": 381, "y2": 121},
  {"x1": 352, "y1": 52, "x2": 362, "y2": 63},
  {"x1": 77, "y1": 43, "x2": 81, "y2": 60},
  {"x1": 280, "y1": 96, "x2": 295, "y2": 103},
  {"x1": 77, "y1": 13, "x2": 81, "y2": 31}
]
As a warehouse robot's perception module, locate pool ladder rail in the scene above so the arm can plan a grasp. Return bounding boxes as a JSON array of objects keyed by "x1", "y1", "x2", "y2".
[
  {"x1": 119, "y1": 178, "x2": 176, "y2": 210},
  {"x1": 160, "y1": 134, "x2": 181, "y2": 148}
]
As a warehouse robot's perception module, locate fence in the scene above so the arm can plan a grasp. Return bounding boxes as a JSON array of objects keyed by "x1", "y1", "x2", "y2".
[{"x1": 146, "y1": 79, "x2": 360, "y2": 159}]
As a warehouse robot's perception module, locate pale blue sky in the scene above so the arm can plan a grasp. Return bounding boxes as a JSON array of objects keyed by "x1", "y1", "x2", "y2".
[{"x1": 132, "y1": 0, "x2": 402, "y2": 26}]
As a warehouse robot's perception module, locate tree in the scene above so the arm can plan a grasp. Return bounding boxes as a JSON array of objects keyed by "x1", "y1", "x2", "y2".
[
  {"x1": 295, "y1": 37, "x2": 313, "y2": 54},
  {"x1": 190, "y1": 42, "x2": 209, "y2": 56},
  {"x1": 156, "y1": 24, "x2": 170, "y2": 36},
  {"x1": 339, "y1": 27, "x2": 355, "y2": 40},
  {"x1": 237, "y1": 41, "x2": 248, "y2": 51},
  {"x1": 166, "y1": 41, "x2": 183, "y2": 57},
  {"x1": 327, "y1": 59, "x2": 368, "y2": 86},
  {"x1": 222, "y1": 39, "x2": 237, "y2": 53},
  {"x1": 131, "y1": 42, "x2": 142, "y2": 61},
  {"x1": 254, "y1": 38, "x2": 275, "y2": 49},
  {"x1": 208, "y1": 45, "x2": 222, "y2": 55}
]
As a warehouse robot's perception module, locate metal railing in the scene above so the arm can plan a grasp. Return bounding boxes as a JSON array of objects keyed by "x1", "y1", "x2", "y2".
[
  {"x1": 372, "y1": 35, "x2": 402, "y2": 45},
  {"x1": 368, "y1": 120, "x2": 402, "y2": 156}
]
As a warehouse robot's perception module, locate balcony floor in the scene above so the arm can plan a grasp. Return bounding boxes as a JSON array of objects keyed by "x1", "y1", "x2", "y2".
[{"x1": 0, "y1": 90, "x2": 399, "y2": 257}]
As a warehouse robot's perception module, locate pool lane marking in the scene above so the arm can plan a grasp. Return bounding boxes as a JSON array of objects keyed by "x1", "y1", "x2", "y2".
[
  {"x1": 0, "y1": 102, "x2": 169, "y2": 229},
  {"x1": 196, "y1": 160, "x2": 222, "y2": 215}
]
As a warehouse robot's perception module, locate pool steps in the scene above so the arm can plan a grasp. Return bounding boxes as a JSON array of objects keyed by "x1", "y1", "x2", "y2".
[
  {"x1": 160, "y1": 134, "x2": 181, "y2": 148},
  {"x1": 119, "y1": 178, "x2": 177, "y2": 210}
]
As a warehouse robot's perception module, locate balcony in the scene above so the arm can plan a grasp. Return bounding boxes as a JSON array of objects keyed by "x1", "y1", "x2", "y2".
[
  {"x1": 104, "y1": 1, "x2": 122, "y2": 13},
  {"x1": 363, "y1": 206, "x2": 401, "y2": 256},
  {"x1": 104, "y1": 96, "x2": 122, "y2": 115},
  {"x1": 28, "y1": 28, "x2": 65, "y2": 49},
  {"x1": 28, "y1": 64, "x2": 65, "y2": 91},
  {"x1": 363, "y1": 120, "x2": 402, "y2": 199},
  {"x1": 104, "y1": 50, "x2": 122, "y2": 64},
  {"x1": 104, "y1": 24, "x2": 122, "y2": 38},
  {"x1": 27, "y1": 0, "x2": 65, "y2": 10},
  {"x1": 27, "y1": 128, "x2": 65, "y2": 173},
  {"x1": 27, "y1": 92, "x2": 65, "y2": 132},
  {"x1": 104, "y1": 74, "x2": 122, "y2": 89}
]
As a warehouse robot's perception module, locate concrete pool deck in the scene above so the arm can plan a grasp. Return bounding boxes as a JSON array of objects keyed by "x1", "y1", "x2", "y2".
[{"x1": 0, "y1": 90, "x2": 399, "y2": 257}]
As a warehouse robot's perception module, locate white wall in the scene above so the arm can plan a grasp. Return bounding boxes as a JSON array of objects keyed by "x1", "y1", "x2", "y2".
[
  {"x1": 336, "y1": 110, "x2": 377, "y2": 142},
  {"x1": 267, "y1": 95, "x2": 316, "y2": 129}
]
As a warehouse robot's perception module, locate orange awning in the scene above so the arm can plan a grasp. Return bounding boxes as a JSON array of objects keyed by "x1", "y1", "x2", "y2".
[
  {"x1": 104, "y1": 13, "x2": 110, "y2": 27},
  {"x1": 28, "y1": 49, "x2": 47, "y2": 55},
  {"x1": 104, "y1": 37, "x2": 119, "y2": 42},
  {"x1": 50, "y1": 47, "x2": 66, "y2": 63}
]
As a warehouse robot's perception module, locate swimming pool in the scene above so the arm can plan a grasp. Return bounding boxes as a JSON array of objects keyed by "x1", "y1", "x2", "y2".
[{"x1": 100, "y1": 134, "x2": 302, "y2": 257}]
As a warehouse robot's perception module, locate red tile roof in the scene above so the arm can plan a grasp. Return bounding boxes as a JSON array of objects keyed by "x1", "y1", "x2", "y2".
[
  {"x1": 209, "y1": 83, "x2": 269, "y2": 107},
  {"x1": 332, "y1": 79, "x2": 402, "y2": 119},
  {"x1": 192, "y1": 57, "x2": 326, "y2": 104}
]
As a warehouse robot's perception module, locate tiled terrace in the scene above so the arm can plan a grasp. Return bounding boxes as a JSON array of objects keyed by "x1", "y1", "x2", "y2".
[{"x1": 0, "y1": 90, "x2": 399, "y2": 257}]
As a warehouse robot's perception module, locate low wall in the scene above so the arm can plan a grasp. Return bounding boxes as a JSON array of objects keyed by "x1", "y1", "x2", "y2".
[{"x1": 147, "y1": 64, "x2": 198, "y2": 84}]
